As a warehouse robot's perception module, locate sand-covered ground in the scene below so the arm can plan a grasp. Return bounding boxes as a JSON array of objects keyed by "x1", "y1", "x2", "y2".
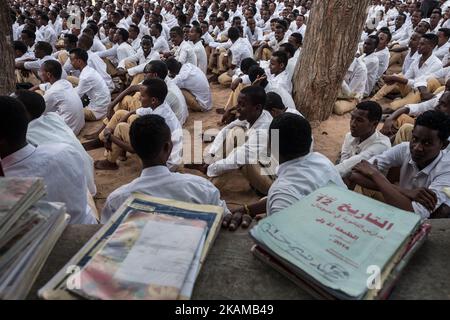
[{"x1": 81, "y1": 84, "x2": 353, "y2": 214}]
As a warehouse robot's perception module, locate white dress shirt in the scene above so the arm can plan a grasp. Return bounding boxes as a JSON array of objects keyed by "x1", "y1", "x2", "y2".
[
  {"x1": 101, "y1": 166, "x2": 230, "y2": 223},
  {"x1": 336, "y1": 131, "x2": 391, "y2": 177},
  {"x1": 267, "y1": 153, "x2": 346, "y2": 215},
  {"x1": 267, "y1": 70, "x2": 292, "y2": 94},
  {"x1": 172, "y1": 63, "x2": 212, "y2": 111},
  {"x1": 76, "y1": 65, "x2": 111, "y2": 119},
  {"x1": 166, "y1": 78, "x2": 189, "y2": 125},
  {"x1": 174, "y1": 40, "x2": 198, "y2": 65},
  {"x1": 342, "y1": 58, "x2": 368, "y2": 100},
  {"x1": 404, "y1": 54, "x2": 443, "y2": 88},
  {"x1": 96, "y1": 42, "x2": 136, "y2": 64},
  {"x1": 26, "y1": 112, "x2": 96, "y2": 196},
  {"x1": 190, "y1": 40, "x2": 208, "y2": 74},
  {"x1": 415, "y1": 66, "x2": 450, "y2": 89},
  {"x1": 40, "y1": 79, "x2": 85, "y2": 135},
  {"x1": 374, "y1": 47, "x2": 390, "y2": 78},
  {"x1": 36, "y1": 24, "x2": 57, "y2": 47},
  {"x1": 265, "y1": 82, "x2": 296, "y2": 110},
  {"x1": 245, "y1": 26, "x2": 263, "y2": 45},
  {"x1": 403, "y1": 50, "x2": 420, "y2": 74},
  {"x1": 206, "y1": 110, "x2": 273, "y2": 177},
  {"x1": 405, "y1": 92, "x2": 442, "y2": 116},
  {"x1": 371, "y1": 143, "x2": 450, "y2": 219},
  {"x1": 118, "y1": 48, "x2": 160, "y2": 76},
  {"x1": 24, "y1": 55, "x2": 67, "y2": 78},
  {"x1": 91, "y1": 36, "x2": 107, "y2": 53},
  {"x1": 359, "y1": 53, "x2": 380, "y2": 97},
  {"x1": 229, "y1": 37, "x2": 253, "y2": 68},
  {"x1": 433, "y1": 42, "x2": 450, "y2": 61},
  {"x1": 286, "y1": 49, "x2": 301, "y2": 82},
  {"x1": 201, "y1": 32, "x2": 215, "y2": 46},
  {"x1": 1, "y1": 144, "x2": 97, "y2": 224},
  {"x1": 136, "y1": 102, "x2": 183, "y2": 170},
  {"x1": 153, "y1": 34, "x2": 170, "y2": 53}
]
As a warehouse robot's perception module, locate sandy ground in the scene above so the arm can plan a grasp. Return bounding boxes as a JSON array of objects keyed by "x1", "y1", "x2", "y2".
[{"x1": 81, "y1": 84, "x2": 353, "y2": 214}]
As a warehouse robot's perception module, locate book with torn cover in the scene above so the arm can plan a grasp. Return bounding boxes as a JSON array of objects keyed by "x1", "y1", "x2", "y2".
[{"x1": 250, "y1": 185, "x2": 424, "y2": 300}]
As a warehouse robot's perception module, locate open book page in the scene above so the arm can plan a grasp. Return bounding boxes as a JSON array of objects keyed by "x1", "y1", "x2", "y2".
[{"x1": 68, "y1": 212, "x2": 207, "y2": 300}]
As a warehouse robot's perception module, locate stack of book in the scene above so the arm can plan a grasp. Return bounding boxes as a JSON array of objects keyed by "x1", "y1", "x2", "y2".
[
  {"x1": 39, "y1": 193, "x2": 224, "y2": 300},
  {"x1": 250, "y1": 185, "x2": 430, "y2": 300},
  {"x1": 0, "y1": 177, "x2": 69, "y2": 300}
]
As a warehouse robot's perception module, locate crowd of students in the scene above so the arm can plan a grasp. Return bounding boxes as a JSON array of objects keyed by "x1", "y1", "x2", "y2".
[{"x1": 2, "y1": 0, "x2": 450, "y2": 229}]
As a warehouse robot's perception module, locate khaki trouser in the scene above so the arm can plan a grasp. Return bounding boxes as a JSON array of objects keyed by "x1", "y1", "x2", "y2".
[
  {"x1": 84, "y1": 108, "x2": 98, "y2": 121},
  {"x1": 58, "y1": 50, "x2": 69, "y2": 65},
  {"x1": 15, "y1": 69, "x2": 40, "y2": 85},
  {"x1": 394, "y1": 114, "x2": 415, "y2": 129},
  {"x1": 99, "y1": 110, "x2": 138, "y2": 141},
  {"x1": 114, "y1": 92, "x2": 142, "y2": 112},
  {"x1": 225, "y1": 83, "x2": 249, "y2": 110},
  {"x1": 394, "y1": 123, "x2": 414, "y2": 146},
  {"x1": 181, "y1": 89, "x2": 204, "y2": 112},
  {"x1": 209, "y1": 48, "x2": 227, "y2": 75},
  {"x1": 254, "y1": 46, "x2": 272, "y2": 61},
  {"x1": 104, "y1": 58, "x2": 118, "y2": 77},
  {"x1": 372, "y1": 79, "x2": 420, "y2": 111},
  {"x1": 107, "y1": 122, "x2": 131, "y2": 163},
  {"x1": 354, "y1": 185, "x2": 385, "y2": 203},
  {"x1": 209, "y1": 126, "x2": 275, "y2": 195},
  {"x1": 387, "y1": 46, "x2": 407, "y2": 75},
  {"x1": 218, "y1": 72, "x2": 233, "y2": 87},
  {"x1": 334, "y1": 98, "x2": 358, "y2": 115}
]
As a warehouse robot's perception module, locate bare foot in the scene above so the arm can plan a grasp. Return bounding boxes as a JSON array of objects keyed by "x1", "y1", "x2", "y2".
[{"x1": 94, "y1": 160, "x2": 119, "y2": 170}]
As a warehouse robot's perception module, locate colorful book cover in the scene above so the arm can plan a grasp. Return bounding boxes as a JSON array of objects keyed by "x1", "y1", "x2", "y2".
[
  {"x1": 250, "y1": 185, "x2": 422, "y2": 299},
  {"x1": 68, "y1": 213, "x2": 207, "y2": 300}
]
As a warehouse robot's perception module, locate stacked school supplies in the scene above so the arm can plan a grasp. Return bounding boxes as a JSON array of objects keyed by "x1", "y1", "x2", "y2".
[
  {"x1": 250, "y1": 185, "x2": 430, "y2": 300},
  {"x1": 39, "y1": 193, "x2": 224, "y2": 300},
  {"x1": 0, "y1": 177, "x2": 69, "y2": 299}
]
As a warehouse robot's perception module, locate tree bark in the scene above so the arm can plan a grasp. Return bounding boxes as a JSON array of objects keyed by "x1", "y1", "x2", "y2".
[
  {"x1": 293, "y1": 0, "x2": 371, "y2": 123},
  {"x1": 0, "y1": 3, "x2": 16, "y2": 95}
]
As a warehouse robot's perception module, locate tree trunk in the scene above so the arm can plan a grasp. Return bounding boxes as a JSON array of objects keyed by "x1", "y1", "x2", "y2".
[
  {"x1": 0, "y1": 3, "x2": 16, "y2": 95},
  {"x1": 293, "y1": 0, "x2": 371, "y2": 123}
]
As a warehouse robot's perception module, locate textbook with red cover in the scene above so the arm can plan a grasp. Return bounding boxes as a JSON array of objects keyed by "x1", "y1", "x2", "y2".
[{"x1": 250, "y1": 185, "x2": 428, "y2": 300}]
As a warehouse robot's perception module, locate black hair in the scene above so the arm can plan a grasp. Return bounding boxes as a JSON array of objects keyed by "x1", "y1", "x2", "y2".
[
  {"x1": 279, "y1": 43, "x2": 296, "y2": 58},
  {"x1": 248, "y1": 65, "x2": 268, "y2": 87},
  {"x1": 39, "y1": 13, "x2": 49, "y2": 22},
  {"x1": 142, "y1": 78, "x2": 168, "y2": 103},
  {"x1": 35, "y1": 41, "x2": 52, "y2": 55},
  {"x1": 78, "y1": 34, "x2": 94, "y2": 49},
  {"x1": 144, "y1": 60, "x2": 168, "y2": 79},
  {"x1": 13, "y1": 41, "x2": 28, "y2": 54},
  {"x1": 227, "y1": 26, "x2": 240, "y2": 41},
  {"x1": 192, "y1": 25, "x2": 202, "y2": 35},
  {"x1": 367, "y1": 34, "x2": 380, "y2": 48},
  {"x1": 276, "y1": 19, "x2": 288, "y2": 31},
  {"x1": 86, "y1": 22, "x2": 99, "y2": 34},
  {"x1": 42, "y1": 60, "x2": 63, "y2": 80},
  {"x1": 0, "y1": 96, "x2": 30, "y2": 143},
  {"x1": 165, "y1": 57, "x2": 181, "y2": 75},
  {"x1": 14, "y1": 90, "x2": 46, "y2": 120},
  {"x1": 378, "y1": 28, "x2": 392, "y2": 42},
  {"x1": 264, "y1": 92, "x2": 285, "y2": 111},
  {"x1": 438, "y1": 28, "x2": 450, "y2": 39},
  {"x1": 152, "y1": 23, "x2": 163, "y2": 33},
  {"x1": 141, "y1": 34, "x2": 153, "y2": 45},
  {"x1": 355, "y1": 101, "x2": 382, "y2": 122},
  {"x1": 64, "y1": 33, "x2": 78, "y2": 45},
  {"x1": 170, "y1": 26, "x2": 183, "y2": 37},
  {"x1": 69, "y1": 48, "x2": 89, "y2": 63},
  {"x1": 289, "y1": 32, "x2": 303, "y2": 45},
  {"x1": 129, "y1": 24, "x2": 140, "y2": 34},
  {"x1": 117, "y1": 28, "x2": 129, "y2": 41},
  {"x1": 415, "y1": 110, "x2": 450, "y2": 143},
  {"x1": 269, "y1": 113, "x2": 312, "y2": 159},
  {"x1": 240, "y1": 85, "x2": 266, "y2": 108},
  {"x1": 240, "y1": 57, "x2": 258, "y2": 74},
  {"x1": 21, "y1": 29, "x2": 36, "y2": 40},
  {"x1": 397, "y1": 13, "x2": 407, "y2": 22},
  {"x1": 422, "y1": 33, "x2": 439, "y2": 47},
  {"x1": 271, "y1": 50, "x2": 288, "y2": 67},
  {"x1": 130, "y1": 115, "x2": 171, "y2": 160}
]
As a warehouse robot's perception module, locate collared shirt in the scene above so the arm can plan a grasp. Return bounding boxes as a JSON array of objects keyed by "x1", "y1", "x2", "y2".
[
  {"x1": 406, "y1": 92, "x2": 442, "y2": 116},
  {"x1": 267, "y1": 70, "x2": 292, "y2": 94},
  {"x1": 24, "y1": 55, "x2": 66, "y2": 78},
  {"x1": 166, "y1": 78, "x2": 189, "y2": 125},
  {"x1": 359, "y1": 53, "x2": 379, "y2": 97},
  {"x1": 153, "y1": 34, "x2": 170, "y2": 53},
  {"x1": 190, "y1": 40, "x2": 208, "y2": 74},
  {"x1": 40, "y1": 79, "x2": 85, "y2": 135},
  {"x1": 433, "y1": 42, "x2": 450, "y2": 61},
  {"x1": 374, "y1": 47, "x2": 390, "y2": 78},
  {"x1": 201, "y1": 31, "x2": 215, "y2": 46},
  {"x1": 36, "y1": 24, "x2": 57, "y2": 47},
  {"x1": 229, "y1": 37, "x2": 253, "y2": 68},
  {"x1": 135, "y1": 102, "x2": 183, "y2": 170},
  {"x1": 267, "y1": 33, "x2": 289, "y2": 51},
  {"x1": 403, "y1": 50, "x2": 420, "y2": 74},
  {"x1": 172, "y1": 63, "x2": 212, "y2": 111},
  {"x1": 245, "y1": 26, "x2": 263, "y2": 45},
  {"x1": 101, "y1": 165, "x2": 230, "y2": 223},
  {"x1": 26, "y1": 112, "x2": 96, "y2": 196},
  {"x1": 265, "y1": 82, "x2": 296, "y2": 110},
  {"x1": 342, "y1": 58, "x2": 368, "y2": 100},
  {"x1": 371, "y1": 143, "x2": 450, "y2": 219},
  {"x1": 206, "y1": 110, "x2": 273, "y2": 177},
  {"x1": 118, "y1": 48, "x2": 160, "y2": 76},
  {"x1": 404, "y1": 54, "x2": 442, "y2": 88},
  {"x1": 336, "y1": 131, "x2": 391, "y2": 177},
  {"x1": 1, "y1": 144, "x2": 97, "y2": 224},
  {"x1": 415, "y1": 66, "x2": 450, "y2": 89},
  {"x1": 267, "y1": 153, "x2": 346, "y2": 215},
  {"x1": 174, "y1": 40, "x2": 198, "y2": 65},
  {"x1": 91, "y1": 36, "x2": 107, "y2": 53},
  {"x1": 286, "y1": 49, "x2": 301, "y2": 82},
  {"x1": 96, "y1": 42, "x2": 136, "y2": 64},
  {"x1": 76, "y1": 65, "x2": 111, "y2": 119}
]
